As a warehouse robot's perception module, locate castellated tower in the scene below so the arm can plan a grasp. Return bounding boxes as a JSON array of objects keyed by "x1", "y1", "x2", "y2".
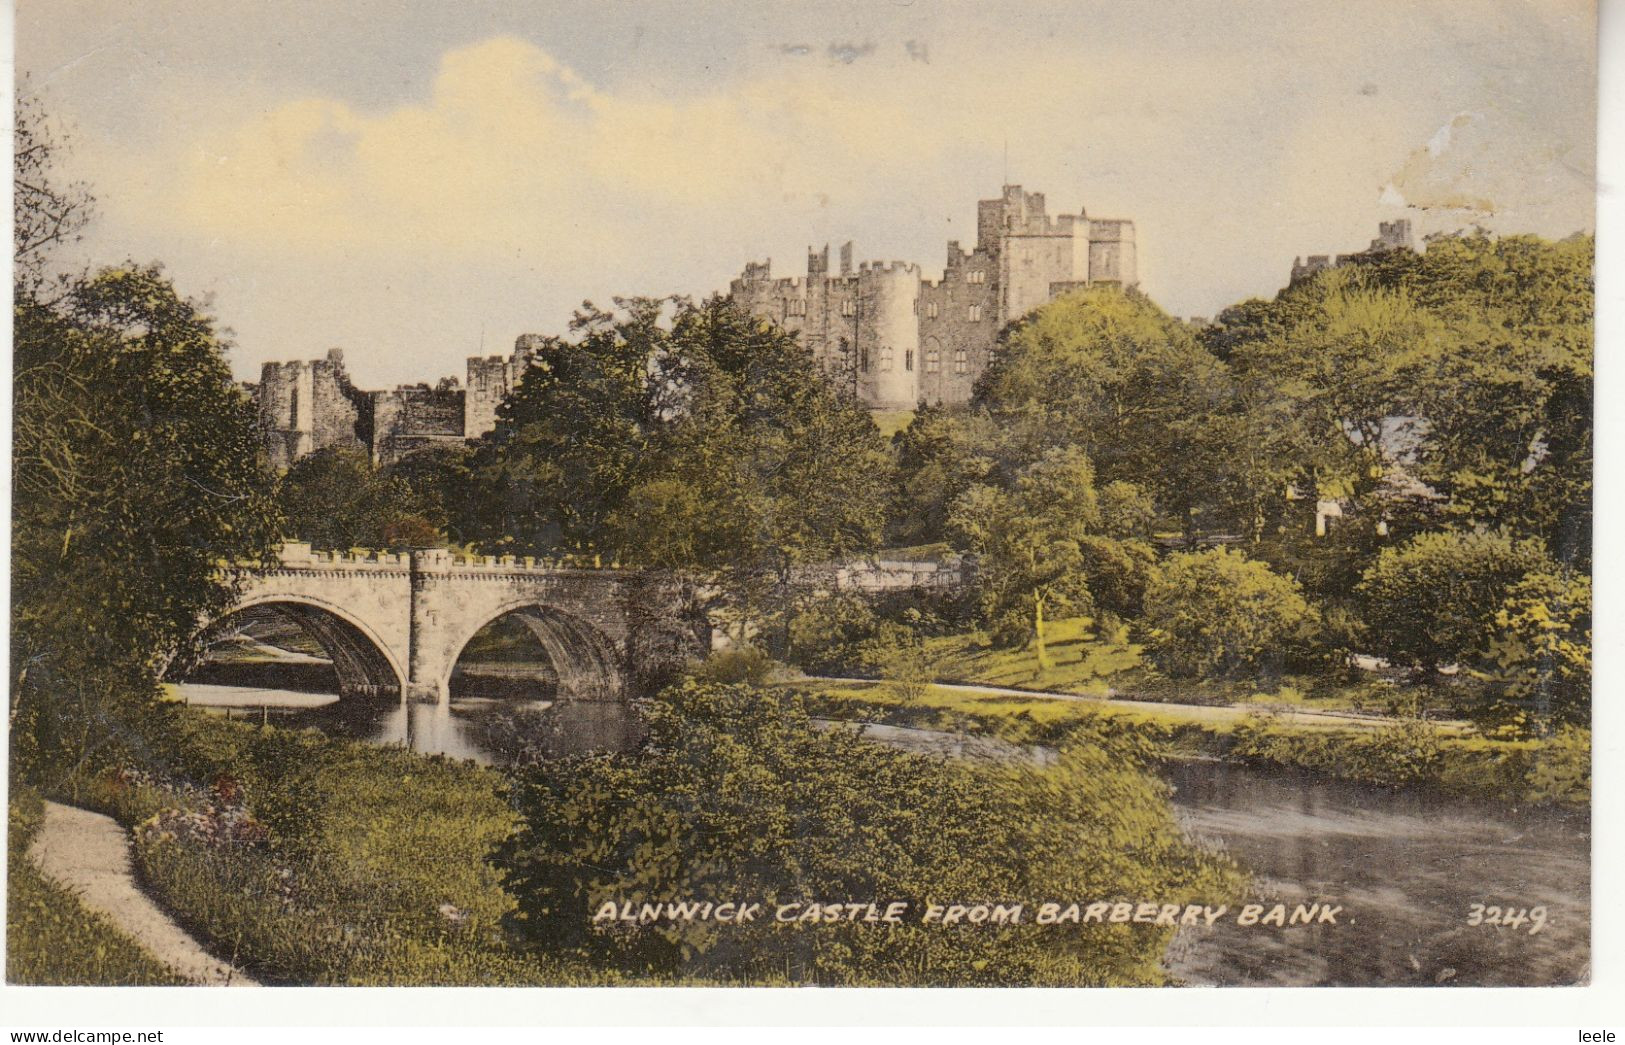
[
  {"x1": 256, "y1": 348, "x2": 366, "y2": 470},
  {"x1": 854, "y1": 261, "x2": 922, "y2": 411}
]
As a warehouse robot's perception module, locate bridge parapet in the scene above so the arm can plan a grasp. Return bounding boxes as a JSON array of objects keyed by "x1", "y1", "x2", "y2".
[{"x1": 264, "y1": 542, "x2": 622, "y2": 574}]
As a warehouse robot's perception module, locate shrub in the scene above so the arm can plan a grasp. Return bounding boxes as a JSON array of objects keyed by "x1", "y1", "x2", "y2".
[
  {"x1": 693, "y1": 644, "x2": 775, "y2": 685},
  {"x1": 1475, "y1": 570, "x2": 1591, "y2": 730},
  {"x1": 1141, "y1": 547, "x2": 1319, "y2": 679},
  {"x1": 1357, "y1": 530, "x2": 1553, "y2": 670},
  {"x1": 499, "y1": 680, "x2": 1239, "y2": 986}
]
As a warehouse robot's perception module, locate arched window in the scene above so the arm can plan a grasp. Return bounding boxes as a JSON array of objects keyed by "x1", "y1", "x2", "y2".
[
  {"x1": 925, "y1": 349, "x2": 940, "y2": 373},
  {"x1": 954, "y1": 349, "x2": 968, "y2": 374}
]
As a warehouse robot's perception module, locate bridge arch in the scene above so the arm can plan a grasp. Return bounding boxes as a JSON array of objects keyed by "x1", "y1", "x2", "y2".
[
  {"x1": 190, "y1": 595, "x2": 408, "y2": 699},
  {"x1": 441, "y1": 599, "x2": 625, "y2": 704}
]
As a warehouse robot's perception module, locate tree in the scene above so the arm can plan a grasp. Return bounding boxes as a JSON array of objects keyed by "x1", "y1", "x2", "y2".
[
  {"x1": 12, "y1": 265, "x2": 282, "y2": 783},
  {"x1": 499, "y1": 679, "x2": 1237, "y2": 985},
  {"x1": 1141, "y1": 547, "x2": 1319, "y2": 679},
  {"x1": 886, "y1": 402, "x2": 1000, "y2": 548},
  {"x1": 277, "y1": 446, "x2": 443, "y2": 550},
  {"x1": 1356, "y1": 530, "x2": 1554, "y2": 671},
  {"x1": 460, "y1": 298, "x2": 671, "y2": 557},
  {"x1": 1475, "y1": 570, "x2": 1591, "y2": 731},
  {"x1": 950, "y1": 446, "x2": 1100, "y2": 669},
  {"x1": 973, "y1": 287, "x2": 1230, "y2": 531},
  {"x1": 13, "y1": 87, "x2": 95, "y2": 299}
]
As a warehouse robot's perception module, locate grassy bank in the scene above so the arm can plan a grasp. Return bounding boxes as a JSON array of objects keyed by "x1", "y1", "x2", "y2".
[
  {"x1": 902, "y1": 616, "x2": 1435, "y2": 715},
  {"x1": 64, "y1": 712, "x2": 581, "y2": 986},
  {"x1": 786, "y1": 681, "x2": 1589, "y2": 808},
  {"x1": 6, "y1": 789, "x2": 187, "y2": 986}
]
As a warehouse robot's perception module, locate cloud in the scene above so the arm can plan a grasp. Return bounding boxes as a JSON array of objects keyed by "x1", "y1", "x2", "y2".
[{"x1": 53, "y1": 10, "x2": 1593, "y2": 385}]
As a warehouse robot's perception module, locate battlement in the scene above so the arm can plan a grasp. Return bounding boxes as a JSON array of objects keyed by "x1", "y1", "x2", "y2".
[
  {"x1": 858, "y1": 260, "x2": 919, "y2": 275},
  {"x1": 267, "y1": 541, "x2": 620, "y2": 573},
  {"x1": 740, "y1": 259, "x2": 773, "y2": 282}
]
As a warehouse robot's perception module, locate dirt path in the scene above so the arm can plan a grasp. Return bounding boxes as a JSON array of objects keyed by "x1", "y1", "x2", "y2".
[{"x1": 27, "y1": 800, "x2": 259, "y2": 986}]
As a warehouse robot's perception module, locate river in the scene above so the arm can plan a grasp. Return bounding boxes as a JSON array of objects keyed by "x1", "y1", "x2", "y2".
[{"x1": 171, "y1": 677, "x2": 1589, "y2": 988}]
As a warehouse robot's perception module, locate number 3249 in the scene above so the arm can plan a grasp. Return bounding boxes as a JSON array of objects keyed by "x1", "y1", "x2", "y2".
[{"x1": 1467, "y1": 904, "x2": 1547, "y2": 935}]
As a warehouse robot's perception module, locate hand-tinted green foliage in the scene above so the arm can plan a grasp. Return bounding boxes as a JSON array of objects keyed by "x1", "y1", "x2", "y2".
[
  {"x1": 886, "y1": 402, "x2": 1001, "y2": 547},
  {"x1": 1142, "y1": 548, "x2": 1319, "y2": 679},
  {"x1": 1475, "y1": 570, "x2": 1591, "y2": 731},
  {"x1": 276, "y1": 445, "x2": 448, "y2": 550},
  {"x1": 12, "y1": 266, "x2": 283, "y2": 787},
  {"x1": 500, "y1": 679, "x2": 1238, "y2": 986},
  {"x1": 84, "y1": 712, "x2": 539, "y2": 985},
  {"x1": 1357, "y1": 530, "x2": 1554, "y2": 671},
  {"x1": 459, "y1": 296, "x2": 892, "y2": 639},
  {"x1": 973, "y1": 287, "x2": 1229, "y2": 524},
  {"x1": 7, "y1": 789, "x2": 187, "y2": 985}
]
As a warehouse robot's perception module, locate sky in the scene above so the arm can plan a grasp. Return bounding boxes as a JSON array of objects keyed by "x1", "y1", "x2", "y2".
[{"x1": 13, "y1": 0, "x2": 1599, "y2": 388}]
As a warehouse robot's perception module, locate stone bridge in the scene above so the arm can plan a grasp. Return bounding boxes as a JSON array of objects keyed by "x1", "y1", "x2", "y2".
[
  {"x1": 199, "y1": 543, "x2": 970, "y2": 705},
  {"x1": 203, "y1": 543, "x2": 694, "y2": 704}
]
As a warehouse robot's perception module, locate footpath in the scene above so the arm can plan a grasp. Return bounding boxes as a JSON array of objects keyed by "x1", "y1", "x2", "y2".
[{"x1": 27, "y1": 799, "x2": 260, "y2": 987}]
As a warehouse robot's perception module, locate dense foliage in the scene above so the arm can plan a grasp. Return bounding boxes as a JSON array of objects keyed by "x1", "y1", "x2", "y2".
[
  {"x1": 11, "y1": 267, "x2": 282, "y2": 786},
  {"x1": 1356, "y1": 531, "x2": 1555, "y2": 670},
  {"x1": 276, "y1": 445, "x2": 448, "y2": 550},
  {"x1": 1141, "y1": 548, "x2": 1319, "y2": 679},
  {"x1": 456, "y1": 296, "x2": 893, "y2": 641},
  {"x1": 500, "y1": 680, "x2": 1238, "y2": 985},
  {"x1": 889, "y1": 231, "x2": 1591, "y2": 730}
]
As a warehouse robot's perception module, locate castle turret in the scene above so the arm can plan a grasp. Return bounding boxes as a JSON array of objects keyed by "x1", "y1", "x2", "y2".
[{"x1": 854, "y1": 260, "x2": 921, "y2": 411}]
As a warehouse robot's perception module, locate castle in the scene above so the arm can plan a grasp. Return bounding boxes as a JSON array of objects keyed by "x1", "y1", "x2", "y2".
[
  {"x1": 251, "y1": 337, "x2": 546, "y2": 470},
  {"x1": 729, "y1": 184, "x2": 1137, "y2": 410},
  {"x1": 252, "y1": 185, "x2": 1137, "y2": 467},
  {"x1": 1289, "y1": 220, "x2": 1415, "y2": 286}
]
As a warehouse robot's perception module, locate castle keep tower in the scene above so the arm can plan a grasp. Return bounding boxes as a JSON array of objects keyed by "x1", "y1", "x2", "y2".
[{"x1": 729, "y1": 184, "x2": 1137, "y2": 409}]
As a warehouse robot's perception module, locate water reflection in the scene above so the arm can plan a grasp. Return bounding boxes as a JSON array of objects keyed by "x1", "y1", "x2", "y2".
[{"x1": 1162, "y1": 758, "x2": 1591, "y2": 987}]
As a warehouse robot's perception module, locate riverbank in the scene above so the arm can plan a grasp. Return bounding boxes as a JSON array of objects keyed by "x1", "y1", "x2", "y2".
[{"x1": 783, "y1": 680, "x2": 1589, "y2": 808}]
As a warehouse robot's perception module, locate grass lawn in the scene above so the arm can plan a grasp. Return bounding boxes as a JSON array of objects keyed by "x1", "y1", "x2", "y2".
[
  {"x1": 785, "y1": 677, "x2": 1374, "y2": 736},
  {"x1": 870, "y1": 409, "x2": 916, "y2": 439}
]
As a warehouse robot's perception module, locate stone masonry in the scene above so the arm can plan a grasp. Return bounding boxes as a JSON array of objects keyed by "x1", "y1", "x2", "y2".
[{"x1": 728, "y1": 185, "x2": 1138, "y2": 409}]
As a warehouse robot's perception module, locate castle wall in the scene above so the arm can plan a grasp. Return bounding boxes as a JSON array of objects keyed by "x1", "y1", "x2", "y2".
[
  {"x1": 372, "y1": 387, "x2": 467, "y2": 465},
  {"x1": 465, "y1": 355, "x2": 515, "y2": 440},
  {"x1": 916, "y1": 245, "x2": 999, "y2": 406}
]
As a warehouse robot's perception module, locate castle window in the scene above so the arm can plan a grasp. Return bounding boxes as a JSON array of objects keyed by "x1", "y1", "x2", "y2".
[
  {"x1": 967, "y1": 270, "x2": 985, "y2": 284},
  {"x1": 786, "y1": 298, "x2": 806, "y2": 317},
  {"x1": 905, "y1": 349, "x2": 914, "y2": 372},
  {"x1": 860, "y1": 346, "x2": 870, "y2": 372},
  {"x1": 926, "y1": 349, "x2": 940, "y2": 373},
  {"x1": 968, "y1": 304, "x2": 983, "y2": 322},
  {"x1": 841, "y1": 299, "x2": 856, "y2": 317},
  {"x1": 953, "y1": 349, "x2": 968, "y2": 374},
  {"x1": 880, "y1": 347, "x2": 894, "y2": 372},
  {"x1": 927, "y1": 301, "x2": 939, "y2": 319}
]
